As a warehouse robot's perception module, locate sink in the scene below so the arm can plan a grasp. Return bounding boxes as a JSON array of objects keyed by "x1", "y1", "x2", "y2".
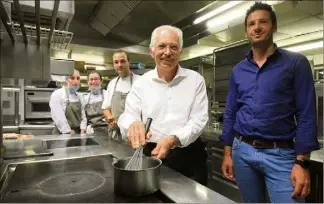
[
  {"x1": 3, "y1": 139, "x2": 54, "y2": 160},
  {"x1": 42, "y1": 138, "x2": 99, "y2": 149}
]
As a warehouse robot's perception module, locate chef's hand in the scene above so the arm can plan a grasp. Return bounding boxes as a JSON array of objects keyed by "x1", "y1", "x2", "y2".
[
  {"x1": 291, "y1": 164, "x2": 310, "y2": 200},
  {"x1": 80, "y1": 129, "x2": 86, "y2": 135},
  {"x1": 151, "y1": 136, "x2": 176, "y2": 159},
  {"x1": 221, "y1": 146, "x2": 235, "y2": 181},
  {"x1": 127, "y1": 121, "x2": 152, "y2": 149},
  {"x1": 106, "y1": 117, "x2": 117, "y2": 128},
  {"x1": 108, "y1": 120, "x2": 117, "y2": 129}
]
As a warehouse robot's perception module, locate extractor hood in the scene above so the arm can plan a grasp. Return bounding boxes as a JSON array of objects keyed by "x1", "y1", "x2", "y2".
[
  {"x1": 0, "y1": 0, "x2": 75, "y2": 47},
  {"x1": 8, "y1": 0, "x2": 74, "y2": 31}
]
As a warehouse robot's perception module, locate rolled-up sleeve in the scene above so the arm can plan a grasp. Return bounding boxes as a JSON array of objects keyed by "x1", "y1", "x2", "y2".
[
  {"x1": 49, "y1": 90, "x2": 71, "y2": 133},
  {"x1": 220, "y1": 71, "x2": 238, "y2": 146},
  {"x1": 294, "y1": 55, "x2": 320, "y2": 155},
  {"x1": 169, "y1": 74, "x2": 209, "y2": 147},
  {"x1": 117, "y1": 81, "x2": 142, "y2": 140}
]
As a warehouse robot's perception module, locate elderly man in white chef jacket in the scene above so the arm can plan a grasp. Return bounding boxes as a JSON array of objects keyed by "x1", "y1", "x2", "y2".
[
  {"x1": 118, "y1": 25, "x2": 209, "y2": 186},
  {"x1": 102, "y1": 50, "x2": 141, "y2": 140}
]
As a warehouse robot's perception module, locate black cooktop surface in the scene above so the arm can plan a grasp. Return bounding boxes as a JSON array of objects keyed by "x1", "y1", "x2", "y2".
[{"x1": 2, "y1": 155, "x2": 173, "y2": 203}]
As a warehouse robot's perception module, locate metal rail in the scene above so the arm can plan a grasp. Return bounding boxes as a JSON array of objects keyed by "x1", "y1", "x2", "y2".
[
  {"x1": 0, "y1": 0, "x2": 15, "y2": 44},
  {"x1": 48, "y1": 0, "x2": 60, "y2": 46},
  {"x1": 13, "y1": 0, "x2": 27, "y2": 44},
  {"x1": 35, "y1": 0, "x2": 40, "y2": 46}
]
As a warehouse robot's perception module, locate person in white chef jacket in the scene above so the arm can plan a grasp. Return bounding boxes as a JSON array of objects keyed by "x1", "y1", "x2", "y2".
[
  {"x1": 50, "y1": 69, "x2": 87, "y2": 135},
  {"x1": 118, "y1": 25, "x2": 209, "y2": 186},
  {"x1": 102, "y1": 50, "x2": 141, "y2": 140},
  {"x1": 83, "y1": 71, "x2": 108, "y2": 135}
]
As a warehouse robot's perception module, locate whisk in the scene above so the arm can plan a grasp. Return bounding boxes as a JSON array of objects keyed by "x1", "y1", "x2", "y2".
[{"x1": 125, "y1": 118, "x2": 153, "y2": 171}]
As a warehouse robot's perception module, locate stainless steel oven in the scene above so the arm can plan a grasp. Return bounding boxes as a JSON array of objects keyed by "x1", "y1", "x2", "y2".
[{"x1": 24, "y1": 88, "x2": 55, "y2": 120}]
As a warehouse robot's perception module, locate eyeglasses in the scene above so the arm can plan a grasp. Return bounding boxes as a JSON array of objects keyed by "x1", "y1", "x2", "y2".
[{"x1": 70, "y1": 76, "x2": 80, "y2": 80}]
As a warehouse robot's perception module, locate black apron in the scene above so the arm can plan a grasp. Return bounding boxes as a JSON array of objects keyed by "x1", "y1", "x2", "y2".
[{"x1": 143, "y1": 137, "x2": 208, "y2": 186}]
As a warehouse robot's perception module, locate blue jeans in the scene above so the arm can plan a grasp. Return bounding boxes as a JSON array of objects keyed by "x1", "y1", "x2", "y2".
[{"x1": 232, "y1": 137, "x2": 304, "y2": 203}]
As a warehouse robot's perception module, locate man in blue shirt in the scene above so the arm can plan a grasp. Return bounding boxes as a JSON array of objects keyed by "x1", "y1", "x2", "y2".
[{"x1": 220, "y1": 2, "x2": 320, "y2": 203}]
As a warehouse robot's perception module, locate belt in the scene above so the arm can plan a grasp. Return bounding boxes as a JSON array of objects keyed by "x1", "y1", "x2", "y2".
[{"x1": 235, "y1": 134, "x2": 294, "y2": 149}]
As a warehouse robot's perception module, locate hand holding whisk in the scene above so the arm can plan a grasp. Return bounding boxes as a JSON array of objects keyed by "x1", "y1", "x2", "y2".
[{"x1": 125, "y1": 118, "x2": 153, "y2": 171}]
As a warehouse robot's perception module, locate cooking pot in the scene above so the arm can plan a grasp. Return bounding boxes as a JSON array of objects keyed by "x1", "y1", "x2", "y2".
[{"x1": 112, "y1": 156, "x2": 162, "y2": 196}]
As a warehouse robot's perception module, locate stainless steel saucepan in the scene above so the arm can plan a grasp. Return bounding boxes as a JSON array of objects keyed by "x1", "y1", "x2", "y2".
[
  {"x1": 112, "y1": 118, "x2": 162, "y2": 196},
  {"x1": 112, "y1": 156, "x2": 162, "y2": 196}
]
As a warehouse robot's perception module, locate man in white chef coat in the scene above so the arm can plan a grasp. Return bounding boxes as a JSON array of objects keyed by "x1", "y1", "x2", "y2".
[
  {"x1": 118, "y1": 25, "x2": 209, "y2": 185},
  {"x1": 102, "y1": 51, "x2": 141, "y2": 140}
]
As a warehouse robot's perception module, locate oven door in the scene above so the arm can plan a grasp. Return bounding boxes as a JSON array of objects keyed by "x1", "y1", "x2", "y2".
[{"x1": 25, "y1": 92, "x2": 52, "y2": 119}]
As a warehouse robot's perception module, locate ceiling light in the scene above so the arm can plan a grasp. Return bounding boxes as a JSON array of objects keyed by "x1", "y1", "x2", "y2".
[
  {"x1": 206, "y1": 1, "x2": 283, "y2": 30},
  {"x1": 194, "y1": 1, "x2": 243, "y2": 25},
  {"x1": 284, "y1": 41, "x2": 323, "y2": 52},
  {"x1": 95, "y1": 65, "x2": 107, "y2": 70}
]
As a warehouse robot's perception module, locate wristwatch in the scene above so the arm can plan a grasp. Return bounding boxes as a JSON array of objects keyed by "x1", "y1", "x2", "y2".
[{"x1": 295, "y1": 159, "x2": 311, "y2": 169}]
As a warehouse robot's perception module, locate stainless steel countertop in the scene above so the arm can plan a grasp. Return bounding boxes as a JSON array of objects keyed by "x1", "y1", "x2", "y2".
[
  {"x1": 18, "y1": 124, "x2": 55, "y2": 130},
  {"x1": 3, "y1": 126, "x2": 19, "y2": 131},
  {"x1": 0, "y1": 134, "x2": 235, "y2": 203},
  {"x1": 202, "y1": 127, "x2": 222, "y2": 141},
  {"x1": 3, "y1": 124, "x2": 55, "y2": 130},
  {"x1": 24, "y1": 87, "x2": 57, "y2": 91}
]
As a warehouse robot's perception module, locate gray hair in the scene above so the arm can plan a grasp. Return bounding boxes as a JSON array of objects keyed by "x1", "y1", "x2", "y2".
[{"x1": 149, "y1": 25, "x2": 183, "y2": 50}]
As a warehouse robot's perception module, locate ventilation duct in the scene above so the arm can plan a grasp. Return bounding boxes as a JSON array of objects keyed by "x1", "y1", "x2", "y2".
[{"x1": 89, "y1": 0, "x2": 141, "y2": 36}]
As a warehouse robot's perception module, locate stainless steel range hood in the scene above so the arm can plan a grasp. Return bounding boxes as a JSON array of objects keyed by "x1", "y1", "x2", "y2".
[{"x1": 0, "y1": 0, "x2": 75, "y2": 80}]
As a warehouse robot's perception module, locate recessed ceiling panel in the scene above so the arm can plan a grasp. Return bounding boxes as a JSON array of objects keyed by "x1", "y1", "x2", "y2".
[
  {"x1": 296, "y1": 1, "x2": 323, "y2": 16},
  {"x1": 214, "y1": 24, "x2": 245, "y2": 43},
  {"x1": 276, "y1": 8, "x2": 311, "y2": 26},
  {"x1": 277, "y1": 17, "x2": 323, "y2": 36}
]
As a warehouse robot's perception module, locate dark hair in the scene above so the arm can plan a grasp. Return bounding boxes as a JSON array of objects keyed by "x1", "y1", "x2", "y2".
[
  {"x1": 88, "y1": 71, "x2": 102, "y2": 81},
  {"x1": 113, "y1": 50, "x2": 130, "y2": 62},
  {"x1": 244, "y1": 2, "x2": 277, "y2": 29}
]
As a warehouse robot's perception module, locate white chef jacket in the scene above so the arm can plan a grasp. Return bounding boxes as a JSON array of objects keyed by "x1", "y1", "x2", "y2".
[
  {"x1": 117, "y1": 66, "x2": 209, "y2": 147},
  {"x1": 49, "y1": 87, "x2": 87, "y2": 133},
  {"x1": 83, "y1": 90, "x2": 106, "y2": 105},
  {"x1": 101, "y1": 73, "x2": 141, "y2": 109}
]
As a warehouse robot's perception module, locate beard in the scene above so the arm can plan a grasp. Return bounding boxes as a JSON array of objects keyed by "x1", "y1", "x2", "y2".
[
  {"x1": 117, "y1": 69, "x2": 130, "y2": 78},
  {"x1": 249, "y1": 34, "x2": 274, "y2": 48}
]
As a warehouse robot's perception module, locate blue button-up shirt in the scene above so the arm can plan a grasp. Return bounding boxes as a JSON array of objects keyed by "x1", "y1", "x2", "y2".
[{"x1": 220, "y1": 45, "x2": 320, "y2": 155}]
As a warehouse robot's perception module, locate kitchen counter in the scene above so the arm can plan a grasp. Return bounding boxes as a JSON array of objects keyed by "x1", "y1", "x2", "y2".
[
  {"x1": 3, "y1": 126, "x2": 19, "y2": 133},
  {"x1": 0, "y1": 134, "x2": 235, "y2": 203},
  {"x1": 202, "y1": 127, "x2": 222, "y2": 141},
  {"x1": 18, "y1": 124, "x2": 55, "y2": 130}
]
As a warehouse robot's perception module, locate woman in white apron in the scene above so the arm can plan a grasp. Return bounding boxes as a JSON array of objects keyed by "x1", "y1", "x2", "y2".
[
  {"x1": 84, "y1": 71, "x2": 108, "y2": 136},
  {"x1": 50, "y1": 69, "x2": 87, "y2": 135}
]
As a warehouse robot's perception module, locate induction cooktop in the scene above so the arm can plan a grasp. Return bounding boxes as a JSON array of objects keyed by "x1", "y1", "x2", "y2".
[{"x1": 1, "y1": 155, "x2": 173, "y2": 203}]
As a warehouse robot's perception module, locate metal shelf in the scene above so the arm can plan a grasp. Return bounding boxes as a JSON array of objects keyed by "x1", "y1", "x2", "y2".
[{"x1": 2, "y1": 87, "x2": 21, "y2": 92}]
